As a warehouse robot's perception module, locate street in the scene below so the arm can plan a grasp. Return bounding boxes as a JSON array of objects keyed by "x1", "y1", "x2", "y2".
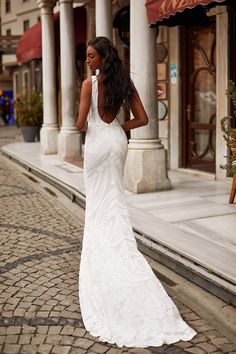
[{"x1": 0, "y1": 127, "x2": 236, "y2": 354}]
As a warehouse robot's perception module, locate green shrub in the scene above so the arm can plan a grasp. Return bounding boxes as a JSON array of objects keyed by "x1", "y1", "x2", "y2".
[{"x1": 15, "y1": 90, "x2": 43, "y2": 127}]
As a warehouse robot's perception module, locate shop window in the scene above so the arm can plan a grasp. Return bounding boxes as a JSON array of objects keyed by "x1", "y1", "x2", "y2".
[
  {"x1": 5, "y1": 0, "x2": 11, "y2": 13},
  {"x1": 23, "y1": 20, "x2": 30, "y2": 32},
  {"x1": 6, "y1": 29, "x2": 11, "y2": 36}
]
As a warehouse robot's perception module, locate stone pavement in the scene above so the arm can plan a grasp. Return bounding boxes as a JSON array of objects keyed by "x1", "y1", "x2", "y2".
[
  {"x1": 2, "y1": 133, "x2": 236, "y2": 306},
  {"x1": 0, "y1": 151, "x2": 236, "y2": 353}
]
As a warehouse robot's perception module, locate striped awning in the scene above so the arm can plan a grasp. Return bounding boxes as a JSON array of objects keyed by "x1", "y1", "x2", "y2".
[{"x1": 145, "y1": 0, "x2": 226, "y2": 25}]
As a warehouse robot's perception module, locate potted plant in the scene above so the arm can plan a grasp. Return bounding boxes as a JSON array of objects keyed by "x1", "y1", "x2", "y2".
[
  {"x1": 15, "y1": 90, "x2": 43, "y2": 142},
  {"x1": 220, "y1": 80, "x2": 236, "y2": 174}
]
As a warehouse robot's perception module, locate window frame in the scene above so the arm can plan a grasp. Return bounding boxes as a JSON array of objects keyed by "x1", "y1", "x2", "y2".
[{"x1": 23, "y1": 19, "x2": 30, "y2": 32}]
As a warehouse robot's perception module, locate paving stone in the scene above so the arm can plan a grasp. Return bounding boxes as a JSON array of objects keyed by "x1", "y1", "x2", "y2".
[
  {"x1": 91, "y1": 342, "x2": 110, "y2": 353},
  {"x1": 37, "y1": 326, "x2": 49, "y2": 335},
  {"x1": 0, "y1": 336, "x2": 6, "y2": 345},
  {"x1": 73, "y1": 337, "x2": 94, "y2": 349},
  {"x1": 128, "y1": 349, "x2": 152, "y2": 354},
  {"x1": 194, "y1": 324, "x2": 214, "y2": 332},
  {"x1": 19, "y1": 334, "x2": 33, "y2": 344},
  {"x1": 5, "y1": 334, "x2": 19, "y2": 344},
  {"x1": 0, "y1": 328, "x2": 7, "y2": 336},
  {"x1": 60, "y1": 325, "x2": 75, "y2": 335},
  {"x1": 175, "y1": 341, "x2": 192, "y2": 348},
  {"x1": 70, "y1": 348, "x2": 87, "y2": 354},
  {"x1": 188, "y1": 319, "x2": 206, "y2": 326},
  {"x1": 45, "y1": 334, "x2": 62, "y2": 345},
  {"x1": 2, "y1": 344, "x2": 21, "y2": 354},
  {"x1": 48, "y1": 326, "x2": 63, "y2": 335},
  {"x1": 210, "y1": 336, "x2": 231, "y2": 346},
  {"x1": 73, "y1": 328, "x2": 86, "y2": 337},
  {"x1": 84, "y1": 332, "x2": 98, "y2": 341},
  {"x1": 204, "y1": 330, "x2": 220, "y2": 339},
  {"x1": 59, "y1": 335, "x2": 75, "y2": 345},
  {"x1": 51, "y1": 345, "x2": 71, "y2": 354},
  {"x1": 221, "y1": 343, "x2": 236, "y2": 352},
  {"x1": 191, "y1": 334, "x2": 207, "y2": 344},
  {"x1": 105, "y1": 349, "x2": 124, "y2": 354},
  {"x1": 13, "y1": 308, "x2": 26, "y2": 316},
  {"x1": 185, "y1": 348, "x2": 206, "y2": 354},
  {"x1": 2, "y1": 311, "x2": 14, "y2": 317},
  {"x1": 21, "y1": 325, "x2": 36, "y2": 334},
  {"x1": 37, "y1": 344, "x2": 53, "y2": 354},
  {"x1": 197, "y1": 342, "x2": 217, "y2": 352},
  {"x1": 31, "y1": 334, "x2": 47, "y2": 344},
  {"x1": 20, "y1": 344, "x2": 38, "y2": 354}
]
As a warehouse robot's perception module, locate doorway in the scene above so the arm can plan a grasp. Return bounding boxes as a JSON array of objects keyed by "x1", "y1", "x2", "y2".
[{"x1": 181, "y1": 18, "x2": 216, "y2": 173}]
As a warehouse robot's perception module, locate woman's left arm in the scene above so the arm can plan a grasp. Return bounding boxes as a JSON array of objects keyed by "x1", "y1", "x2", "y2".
[
  {"x1": 76, "y1": 78, "x2": 92, "y2": 131},
  {"x1": 121, "y1": 88, "x2": 148, "y2": 132}
]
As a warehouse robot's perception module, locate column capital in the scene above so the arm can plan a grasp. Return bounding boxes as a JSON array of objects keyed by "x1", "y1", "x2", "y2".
[
  {"x1": 37, "y1": 0, "x2": 56, "y2": 9},
  {"x1": 37, "y1": 0, "x2": 56, "y2": 15}
]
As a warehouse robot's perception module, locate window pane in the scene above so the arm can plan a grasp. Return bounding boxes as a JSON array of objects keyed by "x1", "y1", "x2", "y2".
[
  {"x1": 23, "y1": 20, "x2": 30, "y2": 32},
  {"x1": 5, "y1": 0, "x2": 11, "y2": 13}
]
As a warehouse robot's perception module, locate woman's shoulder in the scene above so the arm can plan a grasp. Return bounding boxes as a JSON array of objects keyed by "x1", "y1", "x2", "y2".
[
  {"x1": 83, "y1": 77, "x2": 92, "y2": 86},
  {"x1": 81, "y1": 77, "x2": 93, "y2": 93}
]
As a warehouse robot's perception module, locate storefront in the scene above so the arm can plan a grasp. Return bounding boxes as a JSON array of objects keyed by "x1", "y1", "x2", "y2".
[{"x1": 146, "y1": 0, "x2": 232, "y2": 180}]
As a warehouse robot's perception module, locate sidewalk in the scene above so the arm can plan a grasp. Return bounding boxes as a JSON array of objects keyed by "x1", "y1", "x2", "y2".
[{"x1": 1, "y1": 141, "x2": 236, "y2": 306}]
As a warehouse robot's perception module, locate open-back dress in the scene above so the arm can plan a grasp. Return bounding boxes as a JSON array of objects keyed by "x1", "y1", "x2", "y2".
[{"x1": 79, "y1": 75, "x2": 196, "y2": 348}]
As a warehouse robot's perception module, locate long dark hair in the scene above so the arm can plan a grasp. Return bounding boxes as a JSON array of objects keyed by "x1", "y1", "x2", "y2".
[{"x1": 88, "y1": 36, "x2": 135, "y2": 117}]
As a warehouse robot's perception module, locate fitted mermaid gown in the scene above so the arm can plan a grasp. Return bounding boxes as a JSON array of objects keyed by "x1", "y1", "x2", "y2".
[{"x1": 79, "y1": 75, "x2": 196, "y2": 348}]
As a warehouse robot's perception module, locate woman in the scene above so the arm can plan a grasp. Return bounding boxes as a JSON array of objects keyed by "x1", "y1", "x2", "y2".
[{"x1": 76, "y1": 36, "x2": 196, "y2": 348}]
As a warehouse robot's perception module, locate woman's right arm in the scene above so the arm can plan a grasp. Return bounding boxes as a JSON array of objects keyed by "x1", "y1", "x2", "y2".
[
  {"x1": 76, "y1": 78, "x2": 92, "y2": 131},
  {"x1": 121, "y1": 87, "x2": 149, "y2": 132}
]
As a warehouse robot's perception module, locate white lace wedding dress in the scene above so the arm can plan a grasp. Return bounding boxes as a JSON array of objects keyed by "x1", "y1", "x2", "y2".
[{"x1": 79, "y1": 75, "x2": 196, "y2": 348}]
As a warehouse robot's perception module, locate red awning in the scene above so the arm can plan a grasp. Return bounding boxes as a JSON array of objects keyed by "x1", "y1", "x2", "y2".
[
  {"x1": 16, "y1": 7, "x2": 86, "y2": 64},
  {"x1": 145, "y1": 0, "x2": 226, "y2": 25}
]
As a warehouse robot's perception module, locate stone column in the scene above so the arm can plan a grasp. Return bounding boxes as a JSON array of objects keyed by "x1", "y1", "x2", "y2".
[
  {"x1": 37, "y1": 0, "x2": 58, "y2": 154},
  {"x1": 58, "y1": 0, "x2": 81, "y2": 161},
  {"x1": 124, "y1": 0, "x2": 171, "y2": 193},
  {"x1": 95, "y1": 0, "x2": 112, "y2": 40},
  {"x1": 216, "y1": 6, "x2": 228, "y2": 180}
]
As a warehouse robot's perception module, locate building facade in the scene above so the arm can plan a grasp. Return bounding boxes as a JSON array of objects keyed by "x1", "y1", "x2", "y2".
[{"x1": 0, "y1": 0, "x2": 41, "y2": 67}]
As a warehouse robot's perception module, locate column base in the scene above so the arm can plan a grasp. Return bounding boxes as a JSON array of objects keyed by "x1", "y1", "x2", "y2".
[
  {"x1": 124, "y1": 139, "x2": 171, "y2": 193},
  {"x1": 58, "y1": 129, "x2": 82, "y2": 161},
  {"x1": 40, "y1": 125, "x2": 59, "y2": 154}
]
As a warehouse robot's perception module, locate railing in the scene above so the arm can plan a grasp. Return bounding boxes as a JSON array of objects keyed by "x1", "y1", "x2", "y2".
[{"x1": 0, "y1": 35, "x2": 21, "y2": 54}]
